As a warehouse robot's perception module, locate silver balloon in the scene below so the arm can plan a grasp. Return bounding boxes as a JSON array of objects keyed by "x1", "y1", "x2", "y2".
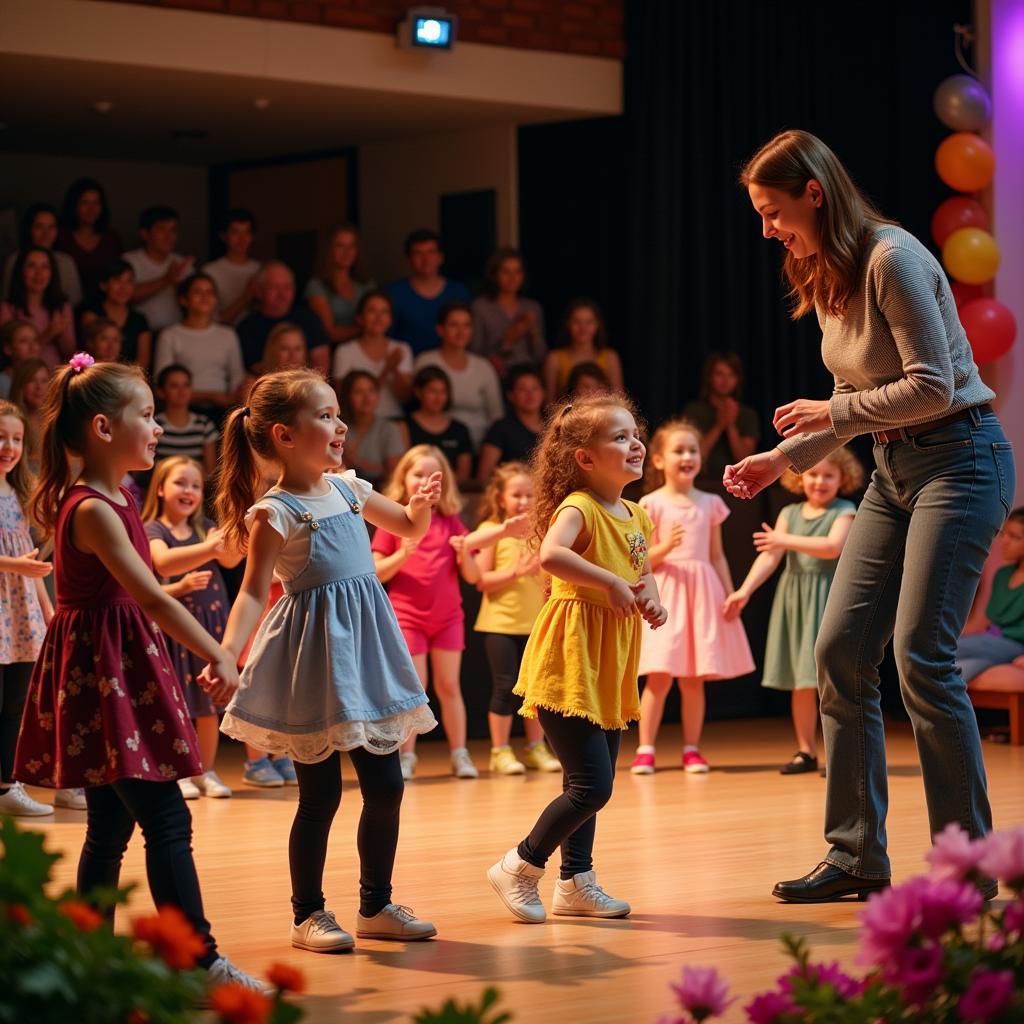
[{"x1": 933, "y1": 74, "x2": 992, "y2": 131}]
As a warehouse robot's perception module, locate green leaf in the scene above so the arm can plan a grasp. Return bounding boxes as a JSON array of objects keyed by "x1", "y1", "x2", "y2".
[{"x1": 0, "y1": 817, "x2": 61, "y2": 894}]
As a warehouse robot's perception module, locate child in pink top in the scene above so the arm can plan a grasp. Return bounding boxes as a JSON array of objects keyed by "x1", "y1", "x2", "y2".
[{"x1": 372, "y1": 444, "x2": 481, "y2": 780}]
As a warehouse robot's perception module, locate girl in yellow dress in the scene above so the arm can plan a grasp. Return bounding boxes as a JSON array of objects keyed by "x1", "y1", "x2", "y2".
[{"x1": 487, "y1": 392, "x2": 667, "y2": 923}]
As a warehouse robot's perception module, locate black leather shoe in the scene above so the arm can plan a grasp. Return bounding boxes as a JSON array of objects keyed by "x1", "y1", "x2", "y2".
[
  {"x1": 981, "y1": 878, "x2": 999, "y2": 902},
  {"x1": 780, "y1": 751, "x2": 818, "y2": 775},
  {"x1": 772, "y1": 861, "x2": 891, "y2": 903}
]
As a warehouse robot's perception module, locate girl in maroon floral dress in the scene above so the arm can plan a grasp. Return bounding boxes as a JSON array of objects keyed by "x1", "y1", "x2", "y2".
[{"x1": 13, "y1": 355, "x2": 264, "y2": 994}]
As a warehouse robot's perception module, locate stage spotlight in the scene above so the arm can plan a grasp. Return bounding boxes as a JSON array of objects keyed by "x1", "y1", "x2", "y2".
[{"x1": 397, "y1": 6, "x2": 458, "y2": 51}]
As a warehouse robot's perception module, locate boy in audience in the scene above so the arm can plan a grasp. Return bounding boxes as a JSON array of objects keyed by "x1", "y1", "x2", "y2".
[
  {"x1": 123, "y1": 205, "x2": 194, "y2": 332},
  {"x1": 79, "y1": 259, "x2": 152, "y2": 368},
  {"x1": 154, "y1": 363, "x2": 219, "y2": 475},
  {"x1": 203, "y1": 208, "x2": 261, "y2": 326}
]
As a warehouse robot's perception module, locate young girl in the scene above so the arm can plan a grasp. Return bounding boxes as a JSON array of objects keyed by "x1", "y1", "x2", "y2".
[
  {"x1": 470, "y1": 462, "x2": 560, "y2": 775},
  {"x1": 338, "y1": 370, "x2": 404, "y2": 489},
  {"x1": 212, "y1": 367, "x2": 440, "y2": 951},
  {"x1": 723, "y1": 451, "x2": 860, "y2": 774},
  {"x1": 237, "y1": 322, "x2": 309, "y2": 404},
  {"x1": 9, "y1": 358, "x2": 51, "y2": 476},
  {"x1": 14, "y1": 355, "x2": 263, "y2": 992},
  {"x1": 82, "y1": 317, "x2": 123, "y2": 363},
  {"x1": 0, "y1": 399, "x2": 61, "y2": 816},
  {"x1": 401, "y1": 367, "x2": 474, "y2": 484},
  {"x1": 542, "y1": 299, "x2": 623, "y2": 399},
  {"x1": 372, "y1": 445, "x2": 480, "y2": 780},
  {"x1": 630, "y1": 420, "x2": 754, "y2": 775},
  {"x1": 143, "y1": 457, "x2": 243, "y2": 798},
  {"x1": 0, "y1": 319, "x2": 41, "y2": 401},
  {"x1": 488, "y1": 393, "x2": 666, "y2": 923}
]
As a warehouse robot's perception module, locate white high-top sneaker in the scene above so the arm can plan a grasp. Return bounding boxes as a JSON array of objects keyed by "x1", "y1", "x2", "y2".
[
  {"x1": 487, "y1": 848, "x2": 546, "y2": 923},
  {"x1": 552, "y1": 870, "x2": 631, "y2": 918}
]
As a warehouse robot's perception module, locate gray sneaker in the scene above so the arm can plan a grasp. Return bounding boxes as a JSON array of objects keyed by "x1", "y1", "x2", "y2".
[
  {"x1": 206, "y1": 955, "x2": 273, "y2": 994},
  {"x1": 450, "y1": 747, "x2": 479, "y2": 779}
]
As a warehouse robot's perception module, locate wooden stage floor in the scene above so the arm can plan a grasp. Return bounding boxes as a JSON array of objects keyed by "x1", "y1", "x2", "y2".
[{"x1": 28, "y1": 718, "x2": 1024, "y2": 1023}]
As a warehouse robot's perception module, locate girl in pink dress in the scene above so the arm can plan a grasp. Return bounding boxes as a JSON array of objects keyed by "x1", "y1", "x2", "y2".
[{"x1": 630, "y1": 419, "x2": 754, "y2": 774}]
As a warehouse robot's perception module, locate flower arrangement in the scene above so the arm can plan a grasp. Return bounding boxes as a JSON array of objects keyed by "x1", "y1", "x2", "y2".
[{"x1": 661, "y1": 824, "x2": 1024, "y2": 1023}]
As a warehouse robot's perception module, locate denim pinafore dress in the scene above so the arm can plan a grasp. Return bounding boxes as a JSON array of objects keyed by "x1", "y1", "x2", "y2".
[{"x1": 220, "y1": 475, "x2": 436, "y2": 762}]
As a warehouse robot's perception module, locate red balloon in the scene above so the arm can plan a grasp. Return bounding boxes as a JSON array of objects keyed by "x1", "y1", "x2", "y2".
[
  {"x1": 931, "y1": 196, "x2": 990, "y2": 247},
  {"x1": 951, "y1": 281, "x2": 986, "y2": 309},
  {"x1": 959, "y1": 298, "x2": 1018, "y2": 364}
]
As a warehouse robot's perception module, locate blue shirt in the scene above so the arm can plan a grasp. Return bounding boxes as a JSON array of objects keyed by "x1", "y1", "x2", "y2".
[{"x1": 385, "y1": 277, "x2": 471, "y2": 355}]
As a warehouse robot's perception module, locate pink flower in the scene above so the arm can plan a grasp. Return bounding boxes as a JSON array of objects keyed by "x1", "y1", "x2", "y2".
[
  {"x1": 959, "y1": 969, "x2": 1015, "y2": 1022},
  {"x1": 1001, "y1": 897, "x2": 1024, "y2": 938},
  {"x1": 781, "y1": 961, "x2": 860, "y2": 1000},
  {"x1": 744, "y1": 990, "x2": 796, "y2": 1024},
  {"x1": 884, "y1": 942, "x2": 944, "y2": 1007},
  {"x1": 980, "y1": 827, "x2": 1024, "y2": 891},
  {"x1": 918, "y1": 877, "x2": 982, "y2": 938},
  {"x1": 671, "y1": 966, "x2": 734, "y2": 1021},
  {"x1": 68, "y1": 352, "x2": 95, "y2": 373},
  {"x1": 858, "y1": 880, "x2": 925, "y2": 965},
  {"x1": 926, "y1": 823, "x2": 987, "y2": 881}
]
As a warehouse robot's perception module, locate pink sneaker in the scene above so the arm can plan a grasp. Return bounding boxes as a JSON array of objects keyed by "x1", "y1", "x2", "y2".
[
  {"x1": 682, "y1": 750, "x2": 710, "y2": 773},
  {"x1": 630, "y1": 752, "x2": 656, "y2": 775}
]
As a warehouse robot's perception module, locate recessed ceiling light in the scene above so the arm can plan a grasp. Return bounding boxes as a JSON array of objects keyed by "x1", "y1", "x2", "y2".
[
  {"x1": 94, "y1": 100, "x2": 114, "y2": 114},
  {"x1": 253, "y1": 97, "x2": 271, "y2": 110}
]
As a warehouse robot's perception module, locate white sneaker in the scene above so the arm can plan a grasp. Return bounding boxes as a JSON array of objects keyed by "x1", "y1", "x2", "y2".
[
  {"x1": 0, "y1": 782, "x2": 53, "y2": 816},
  {"x1": 552, "y1": 870, "x2": 631, "y2": 918},
  {"x1": 178, "y1": 777, "x2": 201, "y2": 800},
  {"x1": 194, "y1": 771, "x2": 232, "y2": 798},
  {"x1": 356, "y1": 903, "x2": 437, "y2": 941},
  {"x1": 54, "y1": 787, "x2": 88, "y2": 810},
  {"x1": 399, "y1": 751, "x2": 418, "y2": 780},
  {"x1": 451, "y1": 747, "x2": 479, "y2": 779},
  {"x1": 487, "y1": 848, "x2": 546, "y2": 923},
  {"x1": 291, "y1": 908, "x2": 355, "y2": 953},
  {"x1": 206, "y1": 955, "x2": 274, "y2": 994}
]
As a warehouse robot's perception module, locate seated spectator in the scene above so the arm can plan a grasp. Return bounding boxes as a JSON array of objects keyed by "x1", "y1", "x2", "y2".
[
  {"x1": 55, "y1": 177, "x2": 122, "y2": 300},
  {"x1": 566, "y1": 360, "x2": 611, "y2": 399},
  {"x1": 236, "y1": 260, "x2": 330, "y2": 374},
  {"x1": 414, "y1": 301, "x2": 503, "y2": 450},
  {"x1": 79, "y1": 259, "x2": 152, "y2": 368},
  {"x1": 400, "y1": 366, "x2": 472, "y2": 483},
  {"x1": 123, "y1": 205, "x2": 195, "y2": 332},
  {"x1": 153, "y1": 274, "x2": 244, "y2": 418},
  {"x1": 82, "y1": 317, "x2": 123, "y2": 363},
  {"x1": 306, "y1": 223, "x2": 374, "y2": 346},
  {"x1": 9, "y1": 358, "x2": 50, "y2": 475},
  {"x1": 385, "y1": 229, "x2": 471, "y2": 355},
  {"x1": 237, "y1": 321, "x2": 309, "y2": 403},
  {"x1": 475, "y1": 364, "x2": 545, "y2": 482},
  {"x1": 331, "y1": 290, "x2": 412, "y2": 419},
  {"x1": 682, "y1": 351, "x2": 760, "y2": 487},
  {"x1": 338, "y1": 370, "x2": 404, "y2": 488},
  {"x1": 471, "y1": 247, "x2": 545, "y2": 374},
  {"x1": 154, "y1": 364, "x2": 218, "y2": 476},
  {"x1": 1, "y1": 247, "x2": 75, "y2": 368},
  {"x1": 2, "y1": 203, "x2": 82, "y2": 308},
  {"x1": 542, "y1": 298, "x2": 623, "y2": 399},
  {"x1": 203, "y1": 208, "x2": 261, "y2": 326},
  {"x1": 0, "y1": 320, "x2": 41, "y2": 401}
]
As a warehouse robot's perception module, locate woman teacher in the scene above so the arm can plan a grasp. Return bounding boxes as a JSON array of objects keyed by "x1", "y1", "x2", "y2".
[{"x1": 725, "y1": 130, "x2": 1015, "y2": 903}]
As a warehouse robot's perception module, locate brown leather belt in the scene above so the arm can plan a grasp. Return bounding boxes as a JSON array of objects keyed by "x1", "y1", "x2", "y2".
[{"x1": 873, "y1": 404, "x2": 992, "y2": 445}]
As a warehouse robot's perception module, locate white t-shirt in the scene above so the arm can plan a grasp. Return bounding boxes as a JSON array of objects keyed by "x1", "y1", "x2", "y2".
[
  {"x1": 245, "y1": 471, "x2": 374, "y2": 581},
  {"x1": 123, "y1": 248, "x2": 193, "y2": 331},
  {"x1": 203, "y1": 256, "x2": 260, "y2": 324},
  {"x1": 413, "y1": 349, "x2": 504, "y2": 449},
  {"x1": 332, "y1": 338, "x2": 414, "y2": 420},
  {"x1": 153, "y1": 322, "x2": 244, "y2": 393}
]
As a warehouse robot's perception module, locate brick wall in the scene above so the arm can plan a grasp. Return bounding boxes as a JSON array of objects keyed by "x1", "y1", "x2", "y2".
[{"x1": 98, "y1": 0, "x2": 625, "y2": 58}]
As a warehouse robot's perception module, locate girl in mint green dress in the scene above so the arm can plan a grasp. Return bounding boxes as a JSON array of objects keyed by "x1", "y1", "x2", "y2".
[{"x1": 724, "y1": 448, "x2": 863, "y2": 774}]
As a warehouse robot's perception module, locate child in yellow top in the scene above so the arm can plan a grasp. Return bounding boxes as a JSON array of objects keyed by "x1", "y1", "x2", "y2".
[{"x1": 487, "y1": 393, "x2": 666, "y2": 924}]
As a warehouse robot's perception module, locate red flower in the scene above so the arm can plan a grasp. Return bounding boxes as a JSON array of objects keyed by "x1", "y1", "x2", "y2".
[
  {"x1": 59, "y1": 900, "x2": 104, "y2": 932},
  {"x1": 126, "y1": 1012, "x2": 150, "y2": 1024},
  {"x1": 266, "y1": 960, "x2": 306, "y2": 993},
  {"x1": 208, "y1": 983, "x2": 272, "y2": 1024},
  {"x1": 132, "y1": 905, "x2": 206, "y2": 970},
  {"x1": 7, "y1": 904, "x2": 33, "y2": 927}
]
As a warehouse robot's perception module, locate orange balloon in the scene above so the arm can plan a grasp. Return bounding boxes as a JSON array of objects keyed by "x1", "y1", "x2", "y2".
[
  {"x1": 935, "y1": 133, "x2": 995, "y2": 192},
  {"x1": 942, "y1": 227, "x2": 1000, "y2": 284}
]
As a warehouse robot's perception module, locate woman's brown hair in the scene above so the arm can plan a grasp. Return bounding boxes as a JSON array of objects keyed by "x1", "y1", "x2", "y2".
[
  {"x1": 643, "y1": 417, "x2": 702, "y2": 492},
  {"x1": 478, "y1": 461, "x2": 531, "y2": 524},
  {"x1": 740, "y1": 130, "x2": 893, "y2": 320},
  {"x1": 142, "y1": 456, "x2": 208, "y2": 540},
  {"x1": 698, "y1": 351, "x2": 745, "y2": 401},
  {"x1": 780, "y1": 445, "x2": 865, "y2": 496},
  {"x1": 0, "y1": 399, "x2": 35, "y2": 511}
]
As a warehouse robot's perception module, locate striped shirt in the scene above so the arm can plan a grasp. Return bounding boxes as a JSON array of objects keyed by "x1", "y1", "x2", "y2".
[
  {"x1": 155, "y1": 411, "x2": 218, "y2": 462},
  {"x1": 779, "y1": 225, "x2": 996, "y2": 472}
]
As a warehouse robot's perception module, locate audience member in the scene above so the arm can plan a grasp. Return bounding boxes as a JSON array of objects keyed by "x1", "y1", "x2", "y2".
[
  {"x1": 476, "y1": 364, "x2": 545, "y2": 482},
  {"x1": 542, "y1": 298, "x2": 622, "y2": 398},
  {"x1": 414, "y1": 301, "x2": 503, "y2": 450},
  {"x1": 154, "y1": 364, "x2": 218, "y2": 476},
  {"x1": 55, "y1": 177, "x2": 122, "y2": 299},
  {"x1": 8, "y1": 358, "x2": 49, "y2": 475},
  {"x1": 124, "y1": 205, "x2": 195, "y2": 332},
  {"x1": 331, "y1": 290, "x2": 412, "y2": 420},
  {"x1": 400, "y1": 366, "x2": 473, "y2": 483},
  {"x1": 565, "y1": 360, "x2": 611, "y2": 399},
  {"x1": 237, "y1": 322, "x2": 308, "y2": 403},
  {"x1": 0, "y1": 320, "x2": 41, "y2": 401},
  {"x1": 203, "y1": 208, "x2": 261, "y2": 326},
  {"x1": 386, "y1": 229, "x2": 471, "y2": 355},
  {"x1": 1, "y1": 247, "x2": 75, "y2": 368},
  {"x1": 306, "y1": 223, "x2": 374, "y2": 346},
  {"x1": 78, "y1": 259, "x2": 152, "y2": 368},
  {"x1": 338, "y1": 370, "x2": 404, "y2": 488},
  {"x1": 2, "y1": 203, "x2": 82, "y2": 308},
  {"x1": 470, "y1": 247, "x2": 545, "y2": 374},
  {"x1": 236, "y1": 261, "x2": 330, "y2": 373},
  {"x1": 81, "y1": 317, "x2": 123, "y2": 363}
]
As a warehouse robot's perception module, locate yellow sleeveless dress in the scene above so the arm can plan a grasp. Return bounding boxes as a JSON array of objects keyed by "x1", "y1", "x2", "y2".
[{"x1": 514, "y1": 490, "x2": 653, "y2": 729}]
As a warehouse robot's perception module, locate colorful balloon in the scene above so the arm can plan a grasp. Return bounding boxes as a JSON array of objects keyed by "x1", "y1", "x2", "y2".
[
  {"x1": 935, "y1": 133, "x2": 996, "y2": 192},
  {"x1": 933, "y1": 75, "x2": 992, "y2": 132},
  {"x1": 959, "y1": 298, "x2": 1017, "y2": 364},
  {"x1": 931, "y1": 196, "x2": 989, "y2": 248},
  {"x1": 950, "y1": 281, "x2": 986, "y2": 309},
  {"x1": 942, "y1": 227, "x2": 1000, "y2": 284}
]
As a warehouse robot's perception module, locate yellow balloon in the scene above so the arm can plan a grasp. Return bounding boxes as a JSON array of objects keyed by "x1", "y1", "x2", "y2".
[{"x1": 942, "y1": 227, "x2": 1000, "y2": 284}]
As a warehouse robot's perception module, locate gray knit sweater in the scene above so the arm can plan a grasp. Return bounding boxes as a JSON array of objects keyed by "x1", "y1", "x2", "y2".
[{"x1": 778, "y1": 225, "x2": 995, "y2": 472}]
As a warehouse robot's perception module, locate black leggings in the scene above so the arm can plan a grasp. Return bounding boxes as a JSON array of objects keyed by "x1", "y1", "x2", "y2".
[
  {"x1": 79, "y1": 779, "x2": 217, "y2": 967},
  {"x1": 290, "y1": 748, "x2": 404, "y2": 923},
  {"x1": 0, "y1": 662, "x2": 32, "y2": 786},
  {"x1": 517, "y1": 708, "x2": 620, "y2": 880},
  {"x1": 483, "y1": 633, "x2": 529, "y2": 716}
]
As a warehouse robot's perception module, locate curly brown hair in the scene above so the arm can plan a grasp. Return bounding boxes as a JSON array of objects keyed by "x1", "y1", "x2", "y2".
[
  {"x1": 780, "y1": 445, "x2": 865, "y2": 496},
  {"x1": 643, "y1": 417, "x2": 702, "y2": 492}
]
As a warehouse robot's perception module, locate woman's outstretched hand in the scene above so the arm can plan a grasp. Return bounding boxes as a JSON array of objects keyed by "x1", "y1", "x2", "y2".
[
  {"x1": 723, "y1": 449, "x2": 788, "y2": 499},
  {"x1": 773, "y1": 398, "x2": 832, "y2": 438}
]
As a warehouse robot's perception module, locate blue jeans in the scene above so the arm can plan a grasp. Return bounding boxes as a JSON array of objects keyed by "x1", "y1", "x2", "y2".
[
  {"x1": 957, "y1": 632, "x2": 1024, "y2": 682},
  {"x1": 815, "y1": 407, "x2": 1014, "y2": 878}
]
